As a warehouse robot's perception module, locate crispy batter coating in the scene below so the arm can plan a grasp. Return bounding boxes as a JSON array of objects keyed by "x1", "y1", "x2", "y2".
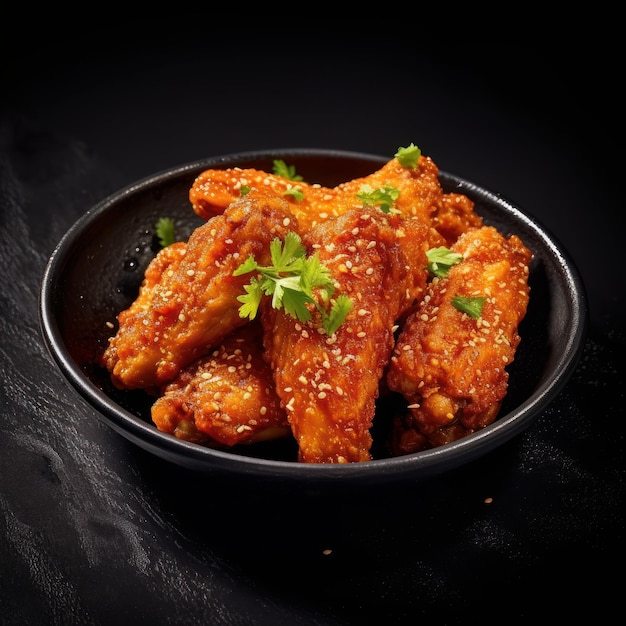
[
  {"x1": 100, "y1": 192, "x2": 297, "y2": 390},
  {"x1": 386, "y1": 225, "x2": 532, "y2": 454},
  {"x1": 189, "y1": 156, "x2": 482, "y2": 243},
  {"x1": 151, "y1": 321, "x2": 289, "y2": 447},
  {"x1": 392, "y1": 216, "x2": 447, "y2": 322},
  {"x1": 261, "y1": 208, "x2": 434, "y2": 463}
]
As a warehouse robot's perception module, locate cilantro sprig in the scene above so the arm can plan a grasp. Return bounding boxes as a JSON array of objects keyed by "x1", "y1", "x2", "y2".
[
  {"x1": 395, "y1": 143, "x2": 421, "y2": 168},
  {"x1": 155, "y1": 217, "x2": 175, "y2": 248},
  {"x1": 426, "y1": 246, "x2": 463, "y2": 278},
  {"x1": 284, "y1": 187, "x2": 304, "y2": 202},
  {"x1": 272, "y1": 159, "x2": 305, "y2": 202},
  {"x1": 452, "y1": 296, "x2": 485, "y2": 319},
  {"x1": 357, "y1": 183, "x2": 400, "y2": 213},
  {"x1": 233, "y1": 231, "x2": 352, "y2": 335},
  {"x1": 272, "y1": 159, "x2": 303, "y2": 181}
]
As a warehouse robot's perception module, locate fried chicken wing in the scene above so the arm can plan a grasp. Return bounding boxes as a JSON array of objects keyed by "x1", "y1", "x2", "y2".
[
  {"x1": 100, "y1": 192, "x2": 297, "y2": 390},
  {"x1": 261, "y1": 208, "x2": 434, "y2": 463},
  {"x1": 189, "y1": 155, "x2": 483, "y2": 243},
  {"x1": 386, "y1": 225, "x2": 532, "y2": 454},
  {"x1": 151, "y1": 321, "x2": 289, "y2": 447}
]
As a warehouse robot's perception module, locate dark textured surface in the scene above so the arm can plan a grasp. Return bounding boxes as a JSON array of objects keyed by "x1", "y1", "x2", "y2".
[{"x1": 1, "y1": 21, "x2": 623, "y2": 625}]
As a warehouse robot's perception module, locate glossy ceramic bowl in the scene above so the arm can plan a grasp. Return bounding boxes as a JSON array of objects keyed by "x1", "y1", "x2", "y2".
[{"x1": 39, "y1": 149, "x2": 587, "y2": 485}]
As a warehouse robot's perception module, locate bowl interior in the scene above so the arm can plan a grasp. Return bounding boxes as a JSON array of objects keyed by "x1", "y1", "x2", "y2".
[{"x1": 40, "y1": 149, "x2": 587, "y2": 482}]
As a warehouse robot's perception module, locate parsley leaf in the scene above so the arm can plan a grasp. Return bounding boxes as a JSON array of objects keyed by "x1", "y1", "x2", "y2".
[
  {"x1": 357, "y1": 184, "x2": 400, "y2": 213},
  {"x1": 233, "y1": 231, "x2": 352, "y2": 334},
  {"x1": 452, "y1": 296, "x2": 485, "y2": 319},
  {"x1": 395, "y1": 143, "x2": 421, "y2": 168},
  {"x1": 155, "y1": 217, "x2": 175, "y2": 248},
  {"x1": 426, "y1": 246, "x2": 463, "y2": 277},
  {"x1": 272, "y1": 159, "x2": 303, "y2": 181}
]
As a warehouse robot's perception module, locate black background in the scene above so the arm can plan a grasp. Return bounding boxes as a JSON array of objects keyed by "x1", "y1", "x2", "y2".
[{"x1": 1, "y1": 13, "x2": 623, "y2": 625}]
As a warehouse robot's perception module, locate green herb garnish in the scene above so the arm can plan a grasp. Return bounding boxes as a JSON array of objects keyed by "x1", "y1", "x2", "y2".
[
  {"x1": 452, "y1": 296, "x2": 485, "y2": 319},
  {"x1": 233, "y1": 231, "x2": 352, "y2": 334},
  {"x1": 155, "y1": 217, "x2": 175, "y2": 248},
  {"x1": 284, "y1": 187, "x2": 304, "y2": 202},
  {"x1": 426, "y1": 246, "x2": 463, "y2": 277},
  {"x1": 357, "y1": 183, "x2": 400, "y2": 213},
  {"x1": 272, "y1": 159, "x2": 303, "y2": 181},
  {"x1": 395, "y1": 143, "x2": 421, "y2": 168}
]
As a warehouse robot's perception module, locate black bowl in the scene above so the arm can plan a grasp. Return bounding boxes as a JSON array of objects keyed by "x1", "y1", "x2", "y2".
[{"x1": 39, "y1": 148, "x2": 587, "y2": 485}]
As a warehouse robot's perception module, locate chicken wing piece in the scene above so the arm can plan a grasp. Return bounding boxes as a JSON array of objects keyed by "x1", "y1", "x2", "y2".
[
  {"x1": 335, "y1": 155, "x2": 482, "y2": 245},
  {"x1": 189, "y1": 155, "x2": 482, "y2": 242},
  {"x1": 190, "y1": 167, "x2": 313, "y2": 221},
  {"x1": 151, "y1": 321, "x2": 289, "y2": 447},
  {"x1": 386, "y1": 225, "x2": 532, "y2": 455},
  {"x1": 261, "y1": 207, "x2": 434, "y2": 463},
  {"x1": 100, "y1": 192, "x2": 298, "y2": 390},
  {"x1": 391, "y1": 214, "x2": 447, "y2": 322}
]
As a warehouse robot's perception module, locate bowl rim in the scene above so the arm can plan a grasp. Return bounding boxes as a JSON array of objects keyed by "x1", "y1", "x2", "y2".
[{"x1": 39, "y1": 148, "x2": 589, "y2": 482}]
